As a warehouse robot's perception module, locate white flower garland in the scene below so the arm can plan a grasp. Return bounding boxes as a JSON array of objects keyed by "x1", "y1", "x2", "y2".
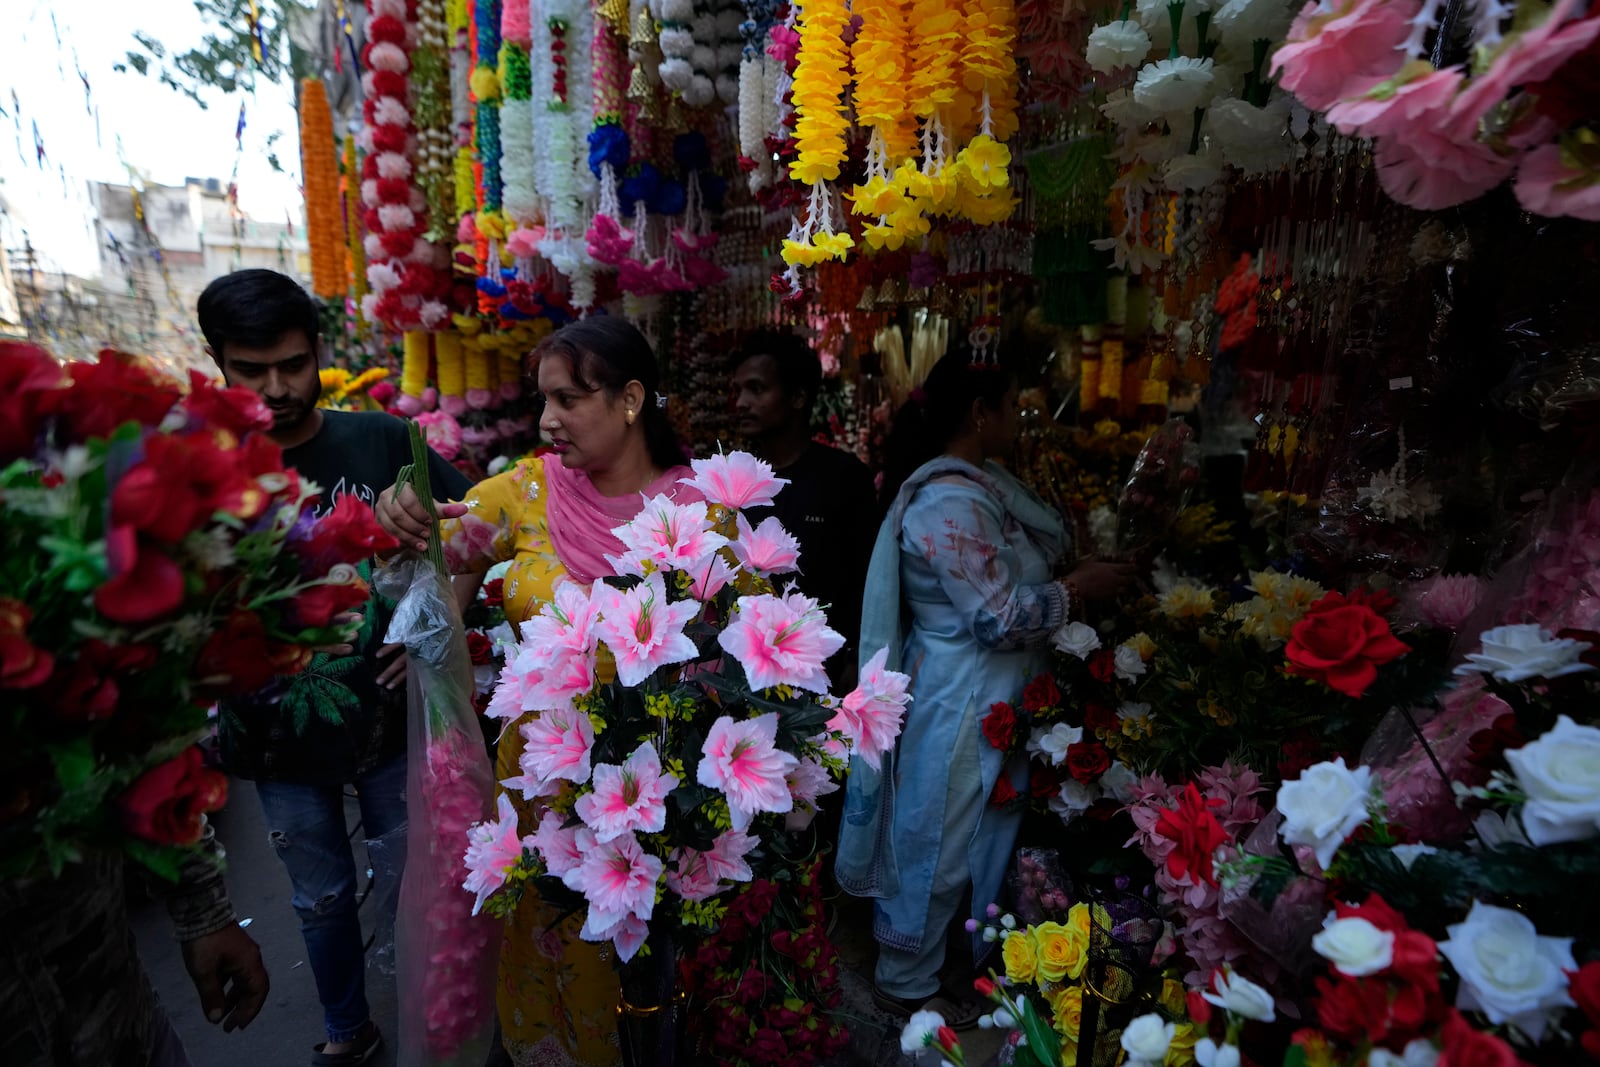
[
  {"x1": 500, "y1": 98, "x2": 539, "y2": 224},
  {"x1": 531, "y1": 0, "x2": 598, "y2": 295}
]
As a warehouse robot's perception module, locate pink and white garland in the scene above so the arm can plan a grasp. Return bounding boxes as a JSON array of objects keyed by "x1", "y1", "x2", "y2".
[{"x1": 361, "y1": 0, "x2": 450, "y2": 331}]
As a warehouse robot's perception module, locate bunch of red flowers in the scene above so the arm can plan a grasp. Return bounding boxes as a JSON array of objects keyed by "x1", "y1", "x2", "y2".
[
  {"x1": 678, "y1": 860, "x2": 850, "y2": 1066},
  {"x1": 0, "y1": 342, "x2": 393, "y2": 878}
]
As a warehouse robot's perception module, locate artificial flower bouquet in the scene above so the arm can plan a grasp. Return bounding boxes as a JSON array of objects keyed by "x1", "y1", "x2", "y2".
[
  {"x1": 462, "y1": 572, "x2": 515, "y2": 718},
  {"x1": 0, "y1": 342, "x2": 390, "y2": 879},
  {"x1": 457, "y1": 453, "x2": 907, "y2": 1034}
]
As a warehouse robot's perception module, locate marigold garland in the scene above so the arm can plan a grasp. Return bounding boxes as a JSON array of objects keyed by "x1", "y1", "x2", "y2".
[
  {"x1": 342, "y1": 133, "x2": 368, "y2": 323},
  {"x1": 300, "y1": 79, "x2": 344, "y2": 299},
  {"x1": 787, "y1": 0, "x2": 851, "y2": 187}
]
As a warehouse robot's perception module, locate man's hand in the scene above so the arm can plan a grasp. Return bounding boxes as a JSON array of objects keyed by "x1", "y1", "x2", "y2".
[
  {"x1": 376, "y1": 642, "x2": 407, "y2": 689},
  {"x1": 313, "y1": 611, "x2": 363, "y2": 657},
  {"x1": 376, "y1": 483, "x2": 469, "y2": 555},
  {"x1": 181, "y1": 923, "x2": 269, "y2": 1033}
]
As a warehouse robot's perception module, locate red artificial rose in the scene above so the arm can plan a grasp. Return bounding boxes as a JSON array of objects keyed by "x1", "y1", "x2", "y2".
[
  {"x1": 292, "y1": 578, "x2": 371, "y2": 629},
  {"x1": 53, "y1": 639, "x2": 159, "y2": 720},
  {"x1": 1029, "y1": 761, "x2": 1063, "y2": 801},
  {"x1": 1083, "y1": 703, "x2": 1119, "y2": 733},
  {"x1": 1022, "y1": 673, "x2": 1061, "y2": 713},
  {"x1": 482, "y1": 578, "x2": 505, "y2": 609},
  {"x1": 0, "y1": 598, "x2": 53, "y2": 689},
  {"x1": 195, "y1": 610, "x2": 278, "y2": 695},
  {"x1": 1467, "y1": 712, "x2": 1526, "y2": 768},
  {"x1": 1437, "y1": 1009, "x2": 1528, "y2": 1067},
  {"x1": 0, "y1": 341, "x2": 66, "y2": 461},
  {"x1": 182, "y1": 370, "x2": 272, "y2": 439},
  {"x1": 990, "y1": 775, "x2": 1019, "y2": 808},
  {"x1": 1314, "y1": 974, "x2": 1395, "y2": 1043},
  {"x1": 119, "y1": 746, "x2": 228, "y2": 846},
  {"x1": 1571, "y1": 961, "x2": 1600, "y2": 1059},
  {"x1": 1087, "y1": 648, "x2": 1117, "y2": 682},
  {"x1": 1286, "y1": 594, "x2": 1410, "y2": 698},
  {"x1": 1154, "y1": 782, "x2": 1230, "y2": 886},
  {"x1": 111, "y1": 434, "x2": 222, "y2": 543},
  {"x1": 467, "y1": 631, "x2": 494, "y2": 665},
  {"x1": 294, "y1": 493, "x2": 400, "y2": 573},
  {"x1": 936, "y1": 1026, "x2": 959, "y2": 1053},
  {"x1": 95, "y1": 526, "x2": 186, "y2": 624},
  {"x1": 1065, "y1": 741, "x2": 1111, "y2": 784},
  {"x1": 1186, "y1": 989, "x2": 1213, "y2": 1027},
  {"x1": 45, "y1": 349, "x2": 180, "y2": 443},
  {"x1": 981, "y1": 702, "x2": 1017, "y2": 751}
]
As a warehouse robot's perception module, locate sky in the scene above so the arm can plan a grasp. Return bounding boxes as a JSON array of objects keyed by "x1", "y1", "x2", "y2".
[{"x1": 0, "y1": 0, "x2": 303, "y2": 279}]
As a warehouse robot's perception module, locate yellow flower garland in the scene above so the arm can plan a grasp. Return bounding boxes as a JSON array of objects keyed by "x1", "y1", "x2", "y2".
[
  {"x1": 788, "y1": 0, "x2": 851, "y2": 186},
  {"x1": 343, "y1": 133, "x2": 367, "y2": 319},
  {"x1": 299, "y1": 78, "x2": 344, "y2": 299}
]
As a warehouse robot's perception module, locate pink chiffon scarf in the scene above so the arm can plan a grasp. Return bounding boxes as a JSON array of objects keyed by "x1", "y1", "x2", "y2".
[{"x1": 541, "y1": 453, "x2": 702, "y2": 586}]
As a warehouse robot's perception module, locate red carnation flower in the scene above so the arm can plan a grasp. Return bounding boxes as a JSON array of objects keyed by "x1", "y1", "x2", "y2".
[
  {"x1": 1154, "y1": 782, "x2": 1230, "y2": 886},
  {"x1": 95, "y1": 526, "x2": 185, "y2": 624},
  {"x1": 44, "y1": 349, "x2": 179, "y2": 443},
  {"x1": 294, "y1": 493, "x2": 400, "y2": 573},
  {"x1": 0, "y1": 598, "x2": 53, "y2": 690}
]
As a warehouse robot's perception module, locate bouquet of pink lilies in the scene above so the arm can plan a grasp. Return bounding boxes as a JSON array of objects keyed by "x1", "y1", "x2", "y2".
[{"x1": 459, "y1": 451, "x2": 908, "y2": 962}]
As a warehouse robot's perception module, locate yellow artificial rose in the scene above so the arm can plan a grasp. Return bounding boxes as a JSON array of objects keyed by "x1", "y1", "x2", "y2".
[
  {"x1": 1165, "y1": 1022, "x2": 1199, "y2": 1066},
  {"x1": 1048, "y1": 985, "x2": 1084, "y2": 1042},
  {"x1": 1032, "y1": 919, "x2": 1090, "y2": 984},
  {"x1": 1001, "y1": 929, "x2": 1038, "y2": 984}
]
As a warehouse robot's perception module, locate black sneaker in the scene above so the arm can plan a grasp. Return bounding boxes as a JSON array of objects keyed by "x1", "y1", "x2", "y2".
[{"x1": 311, "y1": 1021, "x2": 383, "y2": 1066}]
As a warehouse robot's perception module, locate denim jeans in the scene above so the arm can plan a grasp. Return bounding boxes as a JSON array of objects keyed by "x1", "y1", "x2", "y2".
[{"x1": 256, "y1": 755, "x2": 408, "y2": 1043}]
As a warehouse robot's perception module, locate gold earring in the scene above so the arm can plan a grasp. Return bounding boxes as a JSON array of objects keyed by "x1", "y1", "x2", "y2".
[{"x1": 625, "y1": 409, "x2": 636, "y2": 425}]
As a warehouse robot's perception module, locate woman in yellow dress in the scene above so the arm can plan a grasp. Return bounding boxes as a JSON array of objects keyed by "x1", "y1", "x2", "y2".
[{"x1": 377, "y1": 317, "x2": 703, "y2": 1067}]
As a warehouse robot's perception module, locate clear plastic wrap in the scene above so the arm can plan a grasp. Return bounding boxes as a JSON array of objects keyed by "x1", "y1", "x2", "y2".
[
  {"x1": 377, "y1": 556, "x2": 500, "y2": 1067},
  {"x1": 1114, "y1": 418, "x2": 1200, "y2": 558},
  {"x1": 364, "y1": 824, "x2": 406, "y2": 978},
  {"x1": 1009, "y1": 847, "x2": 1074, "y2": 926}
]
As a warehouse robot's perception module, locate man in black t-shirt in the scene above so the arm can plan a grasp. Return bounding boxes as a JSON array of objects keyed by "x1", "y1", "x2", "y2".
[
  {"x1": 197, "y1": 270, "x2": 470, "y2": 1065},
  {"x1": 730, "y1": 330, "x2": 878, "y2": 691}
]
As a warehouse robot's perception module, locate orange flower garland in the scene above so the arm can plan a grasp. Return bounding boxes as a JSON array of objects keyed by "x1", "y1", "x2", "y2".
[
  {"x1": 300, "y1": 78, "x2": 344, "y2": 299},
  {"x1": 343, "y1": 133, "x2": 367, "y2": 320}
]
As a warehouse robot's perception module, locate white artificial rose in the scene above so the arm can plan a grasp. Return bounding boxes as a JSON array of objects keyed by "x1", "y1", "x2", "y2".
[
  {"x1": 1311, "y1": 913, "x2": 1395, "y2": 976},
  {"x1": 900, "y1": 1008, "x2": 947, "y2": 1053},
  {"x1": 1367, "y1": 1039, "x2": 1440, "y2": 1067},
  {"x1": 1114, "y1": 643, "x2": 1148, "y2": 681},
  {"x1": 1037, "y1": 722, "x2": 1085, "y2": 765},
  {"x1": 1099, "y1": 761, "x2": 1140, "y2": 804},
  {"x1": 1195, "y1": 1038, "x2": 1242, "y2": 1067},
  {"x1": 1275, "y1": 757, "x2": 1373, "y2": 870},
  {"x1": 1121, "y1": 1013, "x2": 1176, "y2": 1063},
  {"x1": 1437, "y1": 900, "x2": 1576, "y2": 1040},
  {"x1": 1207, "y1": 97, "x2": 1294, "y2": 176},
  {"x1": 1504, "y1": 715, "x2": 1600, "y2": 845},
  {"x1": 1455, "y1": 624, "x2": 1594, "y2": 683},
  {"x1": 1086, "y1": 19, "x2": 1153, "y2": 74},
  {"x1": 1051, "y1": 779, "x2": 1101, "y2": 825},
  {"x1": 1201, "y1": 967, "x2": 1276, "y2": 1022},
  {"x1": 1391, "y1": 843, "x2": 1438, "y2": 870},
  {"x1": 1053, "y1": 620, "x2": 1103, "y2": 659},
  {"x1": 1212, "y1": 0, "x2": 1296, "y2": 48}
]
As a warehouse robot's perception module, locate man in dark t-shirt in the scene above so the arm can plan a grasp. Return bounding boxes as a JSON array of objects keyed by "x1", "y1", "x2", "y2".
[
  {"x1": 197, "y1": 270, "x2": 470, "y2": 1064},
  {"x1": 730, "y1": 330, "x2": 877, "y2": 690}
]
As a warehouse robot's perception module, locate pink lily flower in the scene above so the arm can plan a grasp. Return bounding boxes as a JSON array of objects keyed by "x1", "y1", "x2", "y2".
[
  {"x1": 702, "y1": 828, "x2": 759, "y2": 882},
  {"x1": 530, "y1": 809, "x2": 595, "y2": 887},
  {"x1": 717, "y1": 590, "x2": 845, "y2": 694},
  {"x1": 828, "y1": 646, "x2": 912, "y2": 770},
  {"x1": 607, "y1": 494, "x2": 727, "y2": 576},
  {"x1": 678, "y1": 451, "x2": 790, "y2": 510},
  {"x1": 787, "y1": 757, "x2": 839, "y2": 810},
  {"x1": 516, "y1": 708, "x2": 597, "y2": 789},
  {"x1": 685, "y1": 552, "x2": 738, "y2": 602},
  {"x1": 574, "y1": 741, "x2": 680, "y2": 842},
  {"x1": 580, "y1": 912, "x2": 651, "y2": 962},
  {"x1": 697, "y1": 713, "x2": 800, "y2": 829},
  {"x1": 666, "y1": 847, "x2": 726, "y2": 902},
  {"x1": 569, "y1": 831, "x2": 664, "y2": 932},
  {"x1": 592, "y1": 571, "x2": 701, "y2": 687},
  {"x1": 461, "y1": 793, "x2": 528, "y2": 915},
  {"x1": 730, "y1": 513, "x2": 803, "y2": 577}
]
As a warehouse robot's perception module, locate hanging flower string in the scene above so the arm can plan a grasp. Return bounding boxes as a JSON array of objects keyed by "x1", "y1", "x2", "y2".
[
  {"x1": 300, "y1": 77, "x2": 344, "y2": 299},
  {"x1": 780, "y1": 0, "x2": 855, "y2": 274}
]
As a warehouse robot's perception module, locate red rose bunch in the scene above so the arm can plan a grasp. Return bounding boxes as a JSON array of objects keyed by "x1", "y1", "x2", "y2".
[
  {"x1": 1022, "y1": 672, "x2": 1061, "y2": 713},
  {"x1": 1154, "y1": 782, "x2": 1231, "y2": 886},
  {"x1": 1309, "y1": 894, "x2": 1448, "y2": 1055},
  {"x1": 1286, "y1": 590, "x2": 1410, "y2": 698},
  {"x1": 1, "y1": 343, "x2": 382, "y2": 879}
]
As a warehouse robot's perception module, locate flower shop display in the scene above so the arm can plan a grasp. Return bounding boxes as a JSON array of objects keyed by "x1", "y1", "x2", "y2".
[
  {"x1": 459, "y1": 451, "x2": 908, "y2": 1061},
  {"x1": 0, "y1": 342, "x2": 389, "y2": 879}
]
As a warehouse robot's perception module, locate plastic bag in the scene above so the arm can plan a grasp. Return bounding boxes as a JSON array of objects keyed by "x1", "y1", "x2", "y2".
[
  {"x1": 1115, "y1": 418, "x2": 1200, "y2": 558},
  {"x1": 1009, "y1": 847, "x2": 1074, "y2": 926},
  {"x1": 364, "y1": 824, "x2": 406, "y2": 977},
  {"x1": 377, "y1": 555, "x2": 500, "y2": 1066}
]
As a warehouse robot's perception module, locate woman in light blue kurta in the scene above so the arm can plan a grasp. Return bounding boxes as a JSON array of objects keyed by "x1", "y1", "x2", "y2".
[{"x1": 837, "y1": 352, "x2": 1131, "y2": 1023}]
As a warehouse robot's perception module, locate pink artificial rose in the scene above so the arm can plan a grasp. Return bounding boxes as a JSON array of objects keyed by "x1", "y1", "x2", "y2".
[
  {"x1": 1271, "y1": 0, "x2": 1416, "y2": 111},
  {"x1": 1515, "y1": 142, "x2": 1600, "y2": 221}
]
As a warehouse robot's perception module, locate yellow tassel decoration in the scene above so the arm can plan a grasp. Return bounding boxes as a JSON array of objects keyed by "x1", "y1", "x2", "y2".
[
  {"x1": 436, "y1": 331, "x2": 467, "y2": 415},
  {"x1": 343, "y1": 134, "x2": 367, "y2": 316},
  {"x1": 400, "y1": 332, "x2": 431, "y2": 414},
  {"x1": 465, "y1": 336, "x2": 493, "y2": 409}
]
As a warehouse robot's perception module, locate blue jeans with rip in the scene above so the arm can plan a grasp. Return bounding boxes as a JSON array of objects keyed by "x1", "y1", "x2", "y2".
[{"x1": 256, "y1": 755, "x2": 408, "y2": 1044}]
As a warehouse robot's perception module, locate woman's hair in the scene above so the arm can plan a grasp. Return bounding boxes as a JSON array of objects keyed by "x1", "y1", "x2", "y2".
[
  {"x1": 879, "y1": 348, "x2": 1016, "y2": 507},
  {"x1": 529, "y1": 316, "x2": 686, "y2": 471}
]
